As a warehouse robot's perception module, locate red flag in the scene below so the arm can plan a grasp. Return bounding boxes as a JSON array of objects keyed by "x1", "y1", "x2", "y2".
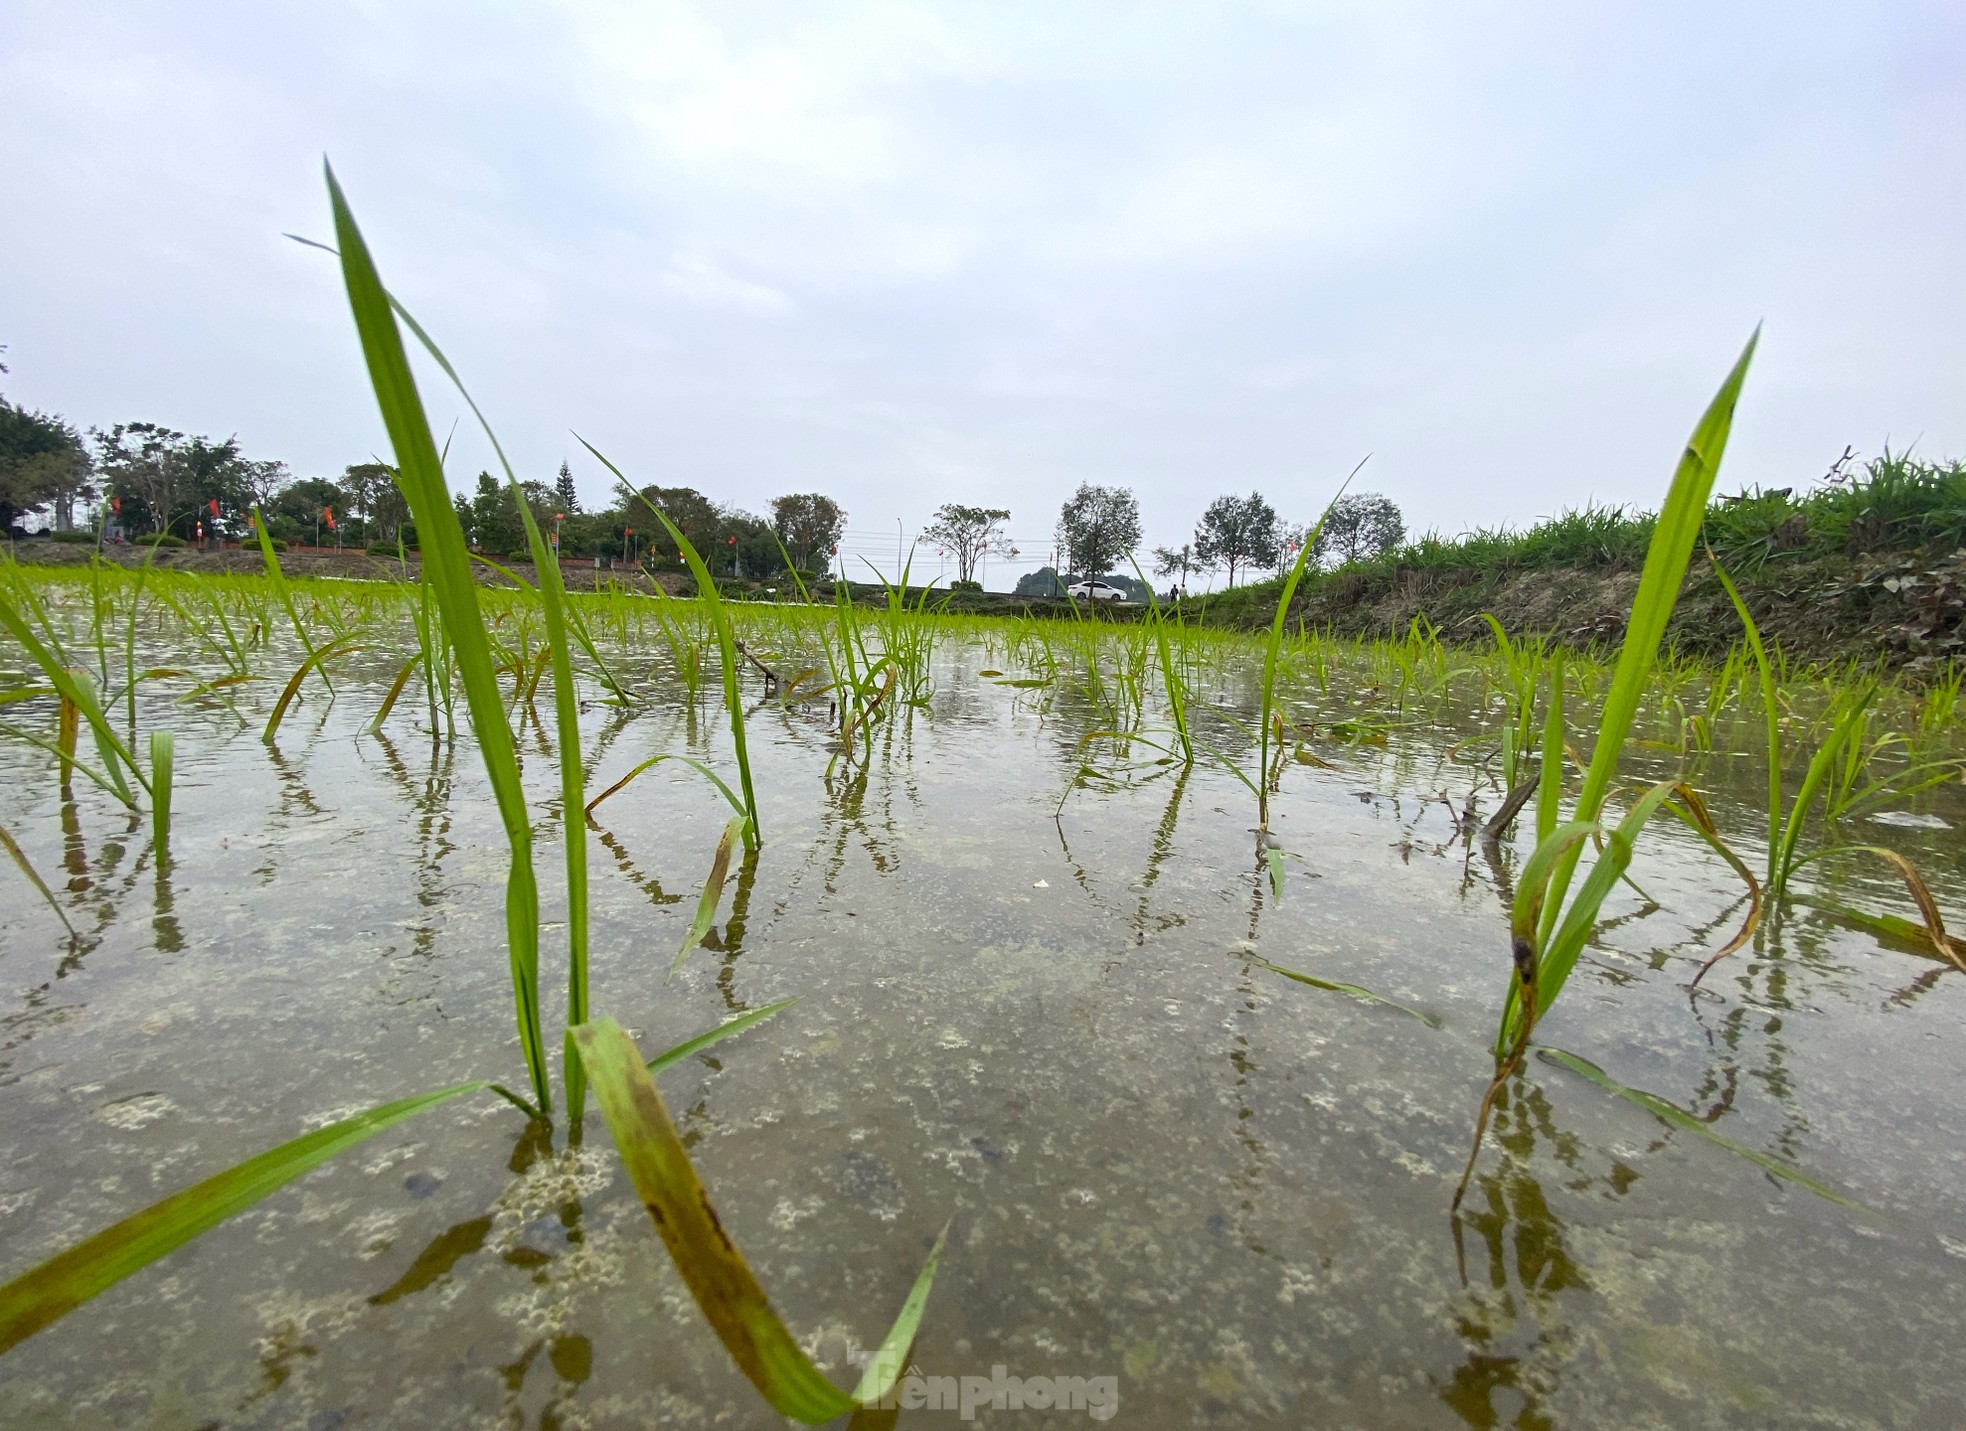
[
  {"x1": 112, "y1": 497, "x2": 122, "y2": 514},
  {"x1": 324, "y1": 507, "x2": 336, "y2": 530},
  {"x1": 208, "y1": 498, "x2": 220, "y2": 517}
]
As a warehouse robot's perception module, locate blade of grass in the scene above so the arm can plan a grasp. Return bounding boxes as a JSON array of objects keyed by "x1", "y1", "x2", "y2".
[
  {"x1": 0, "y1": 594, "x2": 143, "y2": 804},
  {"x1": 1540, "y1": 333, "x2": 1758, "y2": 941},
  {"x1": 647, "y1": 997, "x2": 801, "y2": 1075},
  {"x1": 0, "y1": 1079, "x2": 491, "y2": 1356},
  {"x1": 584, "y1": 752, "x2": 748, "y2": 825},
  {"x1": 0, "y1": 722, "x2": 132, "y2": 805},
  {"x1": 325, "y1": 163, "x2": 550, "y2": 1115},
  {"x1": 251, "y1": 505, "x2": 331, "y2": 696},
  {"x1": 263, "y1": 631, "x2": 365, "y2": 742},
  {"x1": 1536, "y1": 1047, "x2": 1866, "y2": 1210},
  {"x1": 673, "y1": 816, "x2": 745, "y2": 976},
  {"x1": 1257, "y1": 458, "x2": 1366, "y2": 829},
  {"x1": 572, "y1": 1018, "x2": 947, "y2": 1422},
  {"x1": 371, "y1": 653, "x2": 423, "y2": 732},
  {"x1": 580, "y1": 437, "x2": 762, "y2": 850},
  {"x1": 1791, "y1": 893, "x2": 1966, "y2": 964},
  {"x1": 1248, "y1": 954, "x2": 1438, "y2": 1026},
  {"x1": 0, "y1": 821, "x2": 75, "y2": 937},
  {"x1": 149, "y1": 731, "x2": 172, "y2": 867}
]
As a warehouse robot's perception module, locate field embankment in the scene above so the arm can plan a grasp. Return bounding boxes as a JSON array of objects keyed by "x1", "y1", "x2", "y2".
[{"x1": 1201, "y1": 546, "x2": 1966, "y2": 673}]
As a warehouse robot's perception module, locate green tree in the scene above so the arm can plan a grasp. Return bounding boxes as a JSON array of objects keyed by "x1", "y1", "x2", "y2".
[
  {"x1": 0, "y1": 398, "x2": 92, "y2": 531},
  {"x1": 553, "y1": 460, "x2": 581, "y2": 515},
  {"x1": 1055, "y1": 483, "x2": 1140, "y2": 580},
  {"x1": 769, "y1": 492, "x2": 847, "y2": 572},
  {"x1": 1316, "y1": 492, "x2": 1405, "y2": 566},
  {"x1": 464, "y1": 472, "x2": 554, "y2": 555},
  {"x1": 617, "y1": 485, "x2": 720, "y2": 562},
  {"x1": 1193, "y1": 491, "x2": 1280, "y2": 587},
  {"x1": 1013, "y1": 565, "x2": 1067, "y2": 598},
  {"x1": 271, "y1": 476, "x2": 344, "y2": 544},
  {"x1": 338, "y1": 462, "x2": 402, "y2": 543},
  {"x1": 922, "y1": 503, "x2": 1012, "y2": 585}
]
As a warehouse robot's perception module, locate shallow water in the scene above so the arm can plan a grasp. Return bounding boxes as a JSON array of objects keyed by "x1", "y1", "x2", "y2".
[{"x1": 2, "y1": 605, "x2": 1964, "y2": 1429}]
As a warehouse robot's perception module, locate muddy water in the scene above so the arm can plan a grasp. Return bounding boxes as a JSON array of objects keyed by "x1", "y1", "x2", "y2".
[{"x1": 1, "y1": 623, "x2": 1963, "y2": 1429}]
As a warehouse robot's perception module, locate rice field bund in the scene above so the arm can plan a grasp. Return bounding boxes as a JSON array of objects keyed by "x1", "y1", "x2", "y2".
[{"x1": 2, "y1": 175, "x2": 1965, "y2": 1428}]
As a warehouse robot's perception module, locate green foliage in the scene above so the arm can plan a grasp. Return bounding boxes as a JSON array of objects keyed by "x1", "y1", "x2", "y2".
[
  {"x1": 1315, "y1": 492, "x2": 1405, "y2": 566},
  {"x1": 0, "y1": 397, "x2": 92, "y2": 531},
  {"x1": 769, "y1": 492, "x2": 846, "y2": 571},
  {"x1": 1056, "y1": 483, "x2": 1141, "y2": 580},
  {"x1": 134, "y1": 533, "x2": 186, "y2": 548},
  {"x1": 921, "y1": 502, "x2": 1010, "y2": 585},
  {"x1": 573, "y1": 1018, "x2": 947, "y2": 1423},
  {"x1": 1013, "y1": 565, "x2": 1067, "y2": 598},
  {"x1": 1194, "y1": 491, "x2": 1280, "y2": 587}
]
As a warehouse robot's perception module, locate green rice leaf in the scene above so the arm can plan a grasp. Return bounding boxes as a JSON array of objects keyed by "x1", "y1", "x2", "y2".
[
  {"x1": 250, "y1": 507, "x2": 324, "y2": 677},
  {"x1": 0, "y1": 820, "x2": 75, "y2": 937},
  {"x1": 1536, "y1": 1046, "x2": 1866, "y2": 1210},
  {"x1": 572, "y1": 1018, "x2": 948, "y2": 1422},
  {"x1": 262, "y1": 631, "x2": 364, "y2": 742},
  {"x1": 0, "y1": 1080, "x2": 490, "y2": 1355},
  {"x1": 647, "y1": 997, "x2": 801, "y2": 1075},
  {"x1": 1249, "y1": 954, "x2": 1438, "y2": 1026},
  {"x1": 149, "y1": 730, "x2": 173, "y2": 866},
  {"x1": 0, "y1": 594, "x2": 142, "y2": 804},
  {"x1": 673, "y1": 816, "x2": 746, "y2": 975},
  {"x1": 325, "y1": 163, "x2": 550, "y2": 1115},
  {"x1": 1542, "y1": 333, "x2": 1758, "y2": 932}
]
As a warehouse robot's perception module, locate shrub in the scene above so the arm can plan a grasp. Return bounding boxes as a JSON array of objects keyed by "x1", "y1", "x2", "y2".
[
  {"x1": 50, "y1": 530, "x2": 95, "y2": 545},
  {"x1": 134, "y1": 533, "x2": 187, "y2": 548},
  {"x1": 267, "y1": 538, "x2": 288, "y2": 553},
  {"x1": 949, "y1": 578, "x2": 983, "y2": 593}
]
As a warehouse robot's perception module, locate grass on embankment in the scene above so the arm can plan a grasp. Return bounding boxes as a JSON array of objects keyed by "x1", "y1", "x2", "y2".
[{"x1": 1199, "y1": 451, "x2": 1966, "y2": 672}]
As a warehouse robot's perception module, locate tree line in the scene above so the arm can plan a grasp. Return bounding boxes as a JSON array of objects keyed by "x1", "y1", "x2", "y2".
[{"x1": 4, "y1": 354, "x2": 1401, "y2": 587}]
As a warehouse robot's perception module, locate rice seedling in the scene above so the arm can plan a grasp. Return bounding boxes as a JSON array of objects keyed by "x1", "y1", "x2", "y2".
[
  {"x1": 1503, "y1": 332, "x2": 1761, "y2": 1042},
  {"x1": 148, "y1": 730, "x2": 172, "y2": 866},
  {"x1": 323, "y1": 170, "x2": 552, "y2": 1116},
  {"x1": 1709, "y1": 552, "x2": 1960, "y2": 951},
  {"x1": 1255, "y1": 457, "x2": 1365, "y2": 833},
  {"x1": 253, "y1": 505, "x2": 333, "y2": 697},
  {"x1": 318, "y1": 165, "x2": 947, "y2": 1421},
  {"x1": 1458, "y1": 334, "x2": 1766, "y2": 1207}
]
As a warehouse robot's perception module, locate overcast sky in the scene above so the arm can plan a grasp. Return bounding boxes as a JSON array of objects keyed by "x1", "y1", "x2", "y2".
[{"x1": 4, "y1": 2, "x2": 1962, "y2": 582}]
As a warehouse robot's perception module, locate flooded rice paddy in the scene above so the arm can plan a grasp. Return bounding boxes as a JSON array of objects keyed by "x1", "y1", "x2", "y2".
[{"x1": 2, "y1": 582, "x2": 1964, "y2": 1428}]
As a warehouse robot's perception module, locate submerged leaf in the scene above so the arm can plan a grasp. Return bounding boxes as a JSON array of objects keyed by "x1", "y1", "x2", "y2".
[
  {"x1": 646, "y1": 998, "x2": 801, "y2": 1076},
  {"x1": 0, "y1": 822, "x2": 74, "y2": 937},
  {"x1": 1537, "y1": 1047, "x2": 1867, "y2": 1210},
  {"x1": 0, "y1": 1081, "x2": 490, "y2": 1355},
  {"x1": 1248, "y1": 955, "x2": 1438, "y2": 1026}
]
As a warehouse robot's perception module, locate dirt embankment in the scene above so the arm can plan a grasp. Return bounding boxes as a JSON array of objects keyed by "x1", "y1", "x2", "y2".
[{"x1": 1266, "y1": 547, "x2": 1966, "y2": 673}]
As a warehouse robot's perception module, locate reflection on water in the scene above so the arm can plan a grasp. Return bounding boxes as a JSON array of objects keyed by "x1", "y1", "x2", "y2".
[
  {"x1": 1446, "y1": 1084, "x2": 1593, "y2": 1429},
  {"x1": 0, "y1": 612, "x2": 1964, "y2": 1427}
]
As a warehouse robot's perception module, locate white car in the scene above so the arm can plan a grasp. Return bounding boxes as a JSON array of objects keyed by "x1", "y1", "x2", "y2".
[{"x1": 1066, "y1": 579, "x2": 1127, "y2": 601}]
